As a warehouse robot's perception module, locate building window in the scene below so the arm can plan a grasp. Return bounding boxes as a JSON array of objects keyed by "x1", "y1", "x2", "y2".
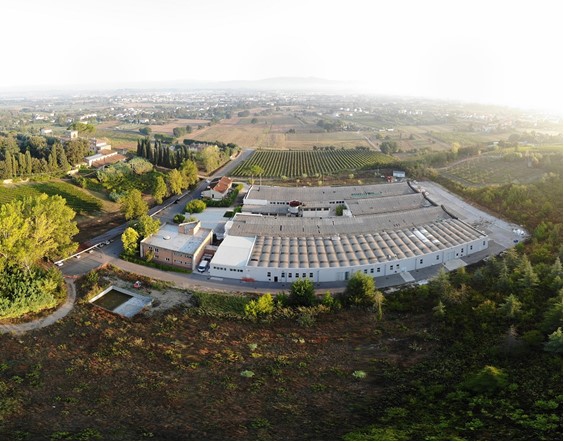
[
  {"x1": 377, "y1": 267, "x2": 381, "y2": 273},
  {"x1": 302, "y1": 273, "x2": 306, "y2": 278},
  {"x1": 483, "y1": 241, "x2": 486, "y2": 246},
  {"x1": 309, "y1": 273, "x2": 313, "y2": 278},
  {"x1": 289, "y1": 273, "x2": 292, "y2": 278},
  {"x1": 267, "y1": 271, "x2": 271, "y2": 277},
  {"x1": 470, "y1": 245, "x2": 473, "y2": 250},
  {"x1": 363, "y1": 269, "x2": 367, "y2": 274},
  {"x1": 419, "y1": 259, "x2": 423, "y2": 264},
  {"x1": 370, "y1": 268, "x2": 374, "y2": 274},
  {"x1": 436, "y1": 255, "x2": 440, "y2": 260},
  {"x1": 281, "y1": 272, "x2": 285, "y2": 278},
  {"x1": 390, "y1": 265, "x2": 393, "y2": 270}
]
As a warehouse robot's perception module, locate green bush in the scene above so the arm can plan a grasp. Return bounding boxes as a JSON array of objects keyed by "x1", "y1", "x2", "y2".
[
  {"x1": 463, "y1": 365, "x2": 508, "y2": 394},
  {"x1": 0, "y1": 266, "x2": 65, "y2": 320},
  {"x1": 288, "y1": 279, "x2": 316, "y2": 307},
  {"x1": 185, "y1": 199, "x2": 206, "y2": 213},
  {"x1": 173, "y1": 214, "x2": 186, "y2": 224},
  {"x1": 244, "y1": 293, "x2": 275, "y2": 319},
  {"x1": 340, "y1": 272, "x2": 382, "y2": 310}
]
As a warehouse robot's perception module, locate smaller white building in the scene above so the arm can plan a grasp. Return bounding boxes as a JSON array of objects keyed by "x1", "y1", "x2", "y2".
[{"x1": 202, "y1": 176, "x2": 233, "y2": 200}]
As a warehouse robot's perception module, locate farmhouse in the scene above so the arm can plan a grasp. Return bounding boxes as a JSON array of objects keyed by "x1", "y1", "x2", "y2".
[
  {"x1": 140, "y1": 221, "x2": 213, "y2": 271},
  {"x1": 201, "y1": 176, "x2": 233, "y2": 201},
  {"x1": 208, "y1": 182, "x2": 489, "y2": 283}
]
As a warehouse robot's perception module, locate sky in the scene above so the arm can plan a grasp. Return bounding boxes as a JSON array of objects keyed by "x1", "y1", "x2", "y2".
[{"x1": 0, "y1": 0, "x2": 562, "y2": 112}]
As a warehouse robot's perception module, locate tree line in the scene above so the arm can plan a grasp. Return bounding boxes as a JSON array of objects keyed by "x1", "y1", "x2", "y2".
[
  {"x1": 0, "y1": 133, "x2": 90, "y2": 179},
  {"x1": 136, "y1": 138, "x2": 238, "y2": 173}
]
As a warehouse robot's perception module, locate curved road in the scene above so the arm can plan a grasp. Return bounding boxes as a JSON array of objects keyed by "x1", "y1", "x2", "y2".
[{"x1": 0, "y1": 151, "x2": 255, "y2": 335}]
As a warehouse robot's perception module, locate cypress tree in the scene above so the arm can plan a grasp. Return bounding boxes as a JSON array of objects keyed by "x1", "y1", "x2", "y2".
[
  {"x1": 18, "y1": 152, "x2": 26, "y2": 175},
  {"x1": 4, "y1": 153, "x2": 13, "y2": 178},
  {"x1": 25, "y1": 151, "x2": 32, "y2": 175},
  {"x1": 48, "y1": 145, "x2": 58, "y2": 171}
]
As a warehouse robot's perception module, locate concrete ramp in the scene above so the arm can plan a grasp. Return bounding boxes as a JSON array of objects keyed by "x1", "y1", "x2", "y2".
[
  {"x1": 400, "y1": 272, "x2": 415, "y2": 283},
  {"x1": 443, "y1": 259, "x2": 467, "y2": 271}
]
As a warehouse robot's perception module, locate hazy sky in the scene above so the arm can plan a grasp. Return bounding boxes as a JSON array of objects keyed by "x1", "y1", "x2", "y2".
[{"x1": 1, "y1": 0, "x2": 562, "y2": 112}]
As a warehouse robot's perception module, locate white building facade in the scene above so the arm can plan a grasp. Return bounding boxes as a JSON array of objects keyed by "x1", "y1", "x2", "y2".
[{"x1": 209, "y1": 182, "x2": 489, "y2": 283}]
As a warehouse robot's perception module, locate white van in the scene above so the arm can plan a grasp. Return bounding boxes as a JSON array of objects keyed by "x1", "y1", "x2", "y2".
[{"x1": 197, "y1": 259, "x2": 209, "y2": 273}]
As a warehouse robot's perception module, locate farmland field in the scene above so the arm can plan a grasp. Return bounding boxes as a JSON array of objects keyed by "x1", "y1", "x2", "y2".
[
  {"x1": 231, "y1": 150, "x2": 394, "y2": 178},
  {"x1": 439, "y1": 152, "x2": 561, "y2": 186},
  {"x1": 0, "y1": 181, "x2": 103, "y2": 214}
]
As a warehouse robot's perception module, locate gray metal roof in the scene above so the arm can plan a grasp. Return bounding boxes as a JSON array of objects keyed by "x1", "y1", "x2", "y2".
[
  {"x1": 245, "y1": 218, "x2": 485, "y2": 268},
  {"x1": 245, "y1": 182, "x2": 414, "y2": 204}
]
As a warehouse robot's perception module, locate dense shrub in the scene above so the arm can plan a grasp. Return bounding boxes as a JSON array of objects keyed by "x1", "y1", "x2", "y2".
[
  {"x1": 340, "y1": 272, "x2": 379, "y2": 308},
  {"x1": 244, "y1": 293, "x2": 275, "y2": 319},
  {"x1": 173, "y1": 213, "x2": 186, "y2": 224},
  {"x1": 185, "y1": 199, "x2": 206, "y2": 213},
  {"x1": 288, "y1": 279, "x2": 316, "y2": 307},
  {"x1": 0, "y1": 266, "x2": 65, "y2": 320}
]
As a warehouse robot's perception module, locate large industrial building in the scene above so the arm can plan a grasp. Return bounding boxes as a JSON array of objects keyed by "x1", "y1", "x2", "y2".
[{"x1": 207, "y1": 181, "x2": 489, "y2": 283}]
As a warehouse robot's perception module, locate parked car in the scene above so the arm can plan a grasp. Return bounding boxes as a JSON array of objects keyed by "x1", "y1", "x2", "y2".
[{"x1": 197, "y1": 259, "x2": 210, "y2": 273}]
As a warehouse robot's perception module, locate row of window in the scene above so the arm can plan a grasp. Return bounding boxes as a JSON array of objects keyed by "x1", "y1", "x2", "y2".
[
  {"x1": 174, "y1": 259, "x2": 190, "y2": 266},
  {"x1": 213, "y1": 266, "x2": 243, "y2": 273}
]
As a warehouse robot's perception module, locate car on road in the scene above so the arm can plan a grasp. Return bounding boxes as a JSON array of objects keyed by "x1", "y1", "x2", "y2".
[
  {"x1": 55, "y1": 261, "x2": 63, "y2": 267},
  {"x1": 133, "y1": 281, "x2": 142, "y2": 289}
]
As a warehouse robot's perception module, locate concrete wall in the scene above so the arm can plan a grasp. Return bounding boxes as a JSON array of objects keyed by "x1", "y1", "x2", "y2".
[
  {"x1": 141, "y1": 230, "x2": 213, "y2": 271},
  {"x1": 209, "y1": 237, "x2": 488, "y2": 283}
]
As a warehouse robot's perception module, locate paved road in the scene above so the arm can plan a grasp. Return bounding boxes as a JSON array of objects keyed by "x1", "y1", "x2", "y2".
[{"x1": 81, "y1": 149, "x2": 254, "y2": 248}]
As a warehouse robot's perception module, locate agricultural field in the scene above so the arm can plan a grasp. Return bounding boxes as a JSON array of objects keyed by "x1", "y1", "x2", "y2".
[
  {"x1": 186, "y1": 113, "x2": 374, "y2": 150},
  {"x1": 231, "y1": 149, "x2": 393, "y2": 178},
  {"x1": 439, "y1": 152, "x2": 561, "y2": 186},
  {"x1": 95, "y1": 128, "x2": 141, "y2": 151},
  {"x1": 0, "y1": 181, "x2": 103, "y2": 214}
]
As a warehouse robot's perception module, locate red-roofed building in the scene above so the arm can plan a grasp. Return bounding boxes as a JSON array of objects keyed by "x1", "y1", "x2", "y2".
[{"x1": 201, "y1": 176, "x2": 233, "y2": 200}]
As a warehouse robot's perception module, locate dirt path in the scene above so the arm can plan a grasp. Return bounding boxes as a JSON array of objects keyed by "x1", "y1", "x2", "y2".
[{"x1": 0, "y1": 278, "x2": 77, "y2": 335}]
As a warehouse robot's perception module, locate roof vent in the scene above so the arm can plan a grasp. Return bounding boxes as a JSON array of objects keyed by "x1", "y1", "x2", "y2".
[{"x1": 163, "y1": 235, "x2": 171, "y2": 240}]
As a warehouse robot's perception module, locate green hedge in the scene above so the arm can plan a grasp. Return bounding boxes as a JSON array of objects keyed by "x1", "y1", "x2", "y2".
[{"x1": 0, "y1": 267, "x2": 66, "y2": 320}]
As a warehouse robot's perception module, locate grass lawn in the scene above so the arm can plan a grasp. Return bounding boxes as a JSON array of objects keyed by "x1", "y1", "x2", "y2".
[{"x1": 0, "y1": 180, "x2": 103, "y2": 214}]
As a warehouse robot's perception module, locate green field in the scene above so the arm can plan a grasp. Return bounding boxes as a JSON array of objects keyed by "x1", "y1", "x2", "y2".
[
  {"x1": 440, "y1": 152, "x2": 561, "y2": 186},
  {"x1": 231, "y1": 150, "x2": 394, "y2": 178},
  {"x1": 0, "y1": 181, "x2": 103, "y2": 214}
]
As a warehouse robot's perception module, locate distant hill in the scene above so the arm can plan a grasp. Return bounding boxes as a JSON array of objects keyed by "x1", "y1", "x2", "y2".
[
  {"x1": 0, "y1": 77, "x2": 354, "y2": 97},
  {"x1": 211, "y1": 76, "x2": 350, "y2": 91}
]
